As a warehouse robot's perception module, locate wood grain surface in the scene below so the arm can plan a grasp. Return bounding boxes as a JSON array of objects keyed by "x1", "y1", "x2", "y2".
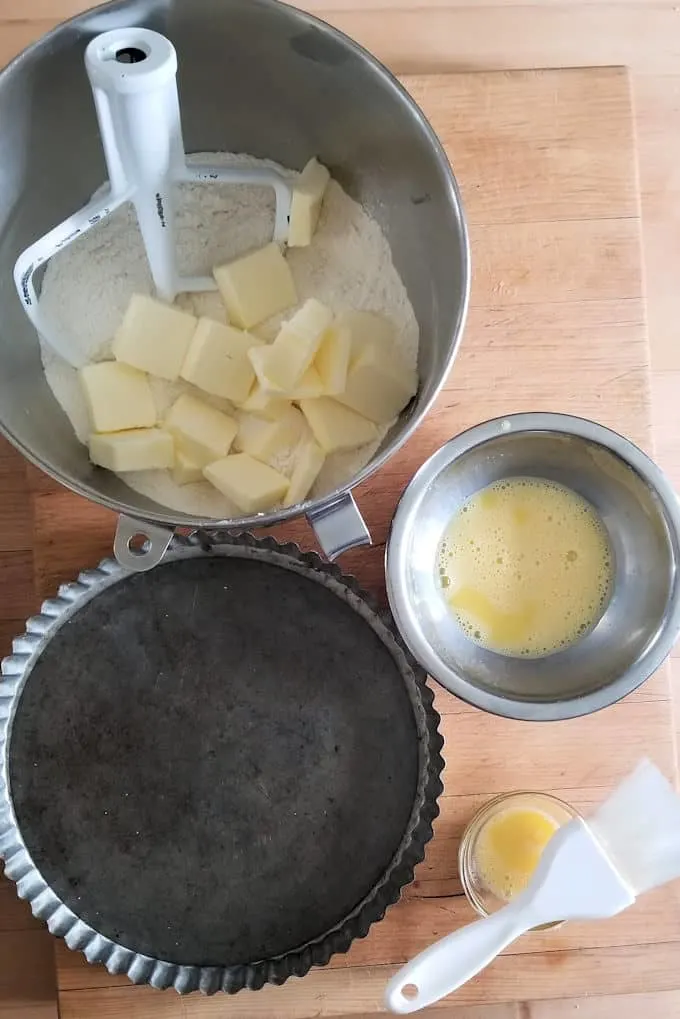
[{"x1": 0, "y1": 10, "x2": 678, "y2": 1019}]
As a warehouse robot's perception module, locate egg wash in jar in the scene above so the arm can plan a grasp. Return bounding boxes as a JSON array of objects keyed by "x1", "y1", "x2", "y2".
[
  {"x1": 459, "y1": 791, "x2": 580, "y2": 920},
  {"x1": 438, "y1": 477, "x2": 613, "y2": 657},
  {"x1": 474, "y1": 804, "x2": 559, "y2": 900}
]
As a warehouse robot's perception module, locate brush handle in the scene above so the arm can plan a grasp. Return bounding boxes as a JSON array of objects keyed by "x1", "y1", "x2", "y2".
[{"x1": 384, "y1": 901, "x2": 533, "y2": 1014}]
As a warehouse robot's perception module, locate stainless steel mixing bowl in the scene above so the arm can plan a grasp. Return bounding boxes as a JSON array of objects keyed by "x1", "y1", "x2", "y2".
[
  {"x1": 386, "y1": 413, "x2": 680, "y2": 721},
  {"x1": 0, "y1": 0, "x2": 469, "y2": 570}
]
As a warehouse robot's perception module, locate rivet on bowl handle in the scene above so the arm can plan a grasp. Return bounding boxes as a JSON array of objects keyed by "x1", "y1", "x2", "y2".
[
  {"x1": 113, "y1": 515, "x2": 174, "y2": 572},
  {"x1": 307, "y1": 492, "x2": 371, "y2": 560}
]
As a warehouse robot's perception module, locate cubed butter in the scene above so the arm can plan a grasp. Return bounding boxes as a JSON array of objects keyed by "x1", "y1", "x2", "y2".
[
  {"x1": 172, "y1": 450, "x2": 203, "y2": 486},
  {"x1": 298, "y1": 398, "x2": 378, "y2": 454},
  {"x1": 251, "y1": 318, "x2": 281, "y2": 343},
  {"x1": 165, "y1": 393, "x2": 237, "y2": 467},
  {"x1": 337, "y1": 344, "x2": 417, "y2": 424},
  {"x1": 283, "y1": 441, "x2": 325, "y2": 507},
  {"x1": 262, "y1": 299, "x2": 333, "y2": 392},
  {"x1": 338, "y1": 310, "x2": 396, "y2": 359},
  {"x1": 314, "y1": 323, "x2": 351, "y2": 396},
  {"x1": 240, "y1": 381, "x2": 291, "y2": 419},
  {"x1": 204, "y1": 454, "x2": 288, "y2": 514},
  {"x1": 288, "y1": 158, "x2": 331, "y2": 247},
  {"x1": 213, "y1": 242, "x2": 297, "y2": 329},
  {"x1": 282, "y1": 298, "x2": 333, "y2": 343},
  {"x1": 247, "y1": 345, "x2": 282, "y2": 394},
  {"x1": 89, "y1": 429, "x2": 174, "y2": 472},
  {"x1": 112, "y1": 294, "x2": 198, "y2": 381},
  {"x1": 335, "y1": 311, "x2": 417, "y2": 423},
  {"x1": 80, "y1": 361, "x2": 156, "y2": 433},
  {"x1": 180, "y1": 317, "x2": 256, "y2": 403},
  {"x1": 287, "y1": 366, "x2": 325, "y2": 399},
  {"x1": 235, "y1": 406, "x2": 304, "y2": 463}
]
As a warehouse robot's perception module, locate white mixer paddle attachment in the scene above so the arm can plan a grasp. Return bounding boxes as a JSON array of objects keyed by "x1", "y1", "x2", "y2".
[{"x1": 13, "y1": 27, "x2": 293, "y2": 368}]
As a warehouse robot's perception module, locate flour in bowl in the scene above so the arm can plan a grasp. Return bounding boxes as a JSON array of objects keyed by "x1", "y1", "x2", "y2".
[{"x1": 39, "y1": 152, "x2": 419, "y2": 518}]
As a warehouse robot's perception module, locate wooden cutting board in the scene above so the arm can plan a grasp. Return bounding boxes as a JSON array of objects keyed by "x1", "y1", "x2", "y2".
[{"x1": 3, "y1": 65, "x2": 678, "y2": 1019}]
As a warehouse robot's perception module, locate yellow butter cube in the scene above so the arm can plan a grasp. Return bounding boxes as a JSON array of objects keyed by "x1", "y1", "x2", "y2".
[
  {"x1": 112, "y1": 294, "x2": 198, "y2": 381},
  {"x1": 172, "y1": 450, "x2": 203, "y2": 486},
  {"x1": 89, "y1": 429, "x2": 174, "y2": 472},
  {"x1": 247, "y1": 345, "x2": 281, "y2": 393},
  {"x1": 251, "y1": 318, "x2": 281, "y2": 343},
  {"x1": 213, "y1": 242, "x2": 297, "y2": 329},
  {"x1": 204, "y1": 454, "x2": 288, "y2": 514},
  {"x1": 248, "y1": 351, "x2": 328, "y2": 401},
  {"x1": 314, "y1": 323, "x2": 351, "y2": 396},
  {"x1": 298, "y1": 398, "x2": 378, "y2": 454},
  {"x1": 287, "y1": 366, "x2": 325, "y2": 399},
  {"x1": 339, "y1": 310, "x2": 395, "y2": 357},
  {"x1": 165, "y1": 393, "x2": 237, "y2": 467},
  {"x1": 338, "y1": 345, "x2": 417, "y2": 424},
  {"x1": 288, "y1": 158, "x2": 331, "y2": 247},
  {"x1": 80, "y1": 362, "x2": 156, "y2": 433},
  {"x1": 180, "y1": 317, "x2": 256, "y2": 403},
  {"x1": 335, "y1": 311, "x2": 417, "y2": 424},
  {"x1": 263, "y1": 299, "x2": 333, "y2": 392},
  {"x1": 235, "y1": 406, "x2": 304, "y2": 463},
  {"x1": 284, "y1": 441, "x2": 326, "y2": 507},
  {"x1": 240, "y1": 380, "x2": 291, "y2": 418}
]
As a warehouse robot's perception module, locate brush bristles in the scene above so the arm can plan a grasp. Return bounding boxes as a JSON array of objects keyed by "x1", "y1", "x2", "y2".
[{"x1": 588, "y1": 759, "x2": 680, "y2": 896}]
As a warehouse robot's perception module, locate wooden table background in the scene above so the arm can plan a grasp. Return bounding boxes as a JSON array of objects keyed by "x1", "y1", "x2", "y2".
[{"x1": 1, "y1": 2, "x2": 680, "y2": 1018}]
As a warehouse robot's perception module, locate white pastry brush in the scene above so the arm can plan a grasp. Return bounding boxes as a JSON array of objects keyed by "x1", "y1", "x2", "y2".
[{"x1": 385, "y1": 759, "x2": 680, "y2": 1014}]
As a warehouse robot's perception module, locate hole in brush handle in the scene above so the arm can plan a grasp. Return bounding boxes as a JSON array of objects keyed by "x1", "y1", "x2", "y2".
[{"x1": 385, "y1": 977, "x2": 423, "y2": 1013}]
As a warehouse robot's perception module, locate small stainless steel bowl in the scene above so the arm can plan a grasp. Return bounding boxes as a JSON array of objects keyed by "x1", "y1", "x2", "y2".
[{"x1": 385, "y1": 412, "x2": 680, "y2": 721}]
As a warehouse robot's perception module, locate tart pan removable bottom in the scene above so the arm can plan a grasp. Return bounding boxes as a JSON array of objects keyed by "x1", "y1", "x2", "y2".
[{"x1": 0, "y1": 534, "x2": 443, "y2": 993}]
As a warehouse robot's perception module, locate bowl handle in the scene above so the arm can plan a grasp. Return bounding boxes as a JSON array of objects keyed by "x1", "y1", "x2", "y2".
[
  {"x1": 113, "y1": 515, "x2": 174, "y2": 571},
  {"x1": 307, "y1": 492, "x2": 372, "y2": 560}
]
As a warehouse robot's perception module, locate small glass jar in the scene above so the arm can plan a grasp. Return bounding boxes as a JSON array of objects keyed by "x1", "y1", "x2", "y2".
[{"x1": 459, "y1": 791, "x2": 580, "y2": 928}]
